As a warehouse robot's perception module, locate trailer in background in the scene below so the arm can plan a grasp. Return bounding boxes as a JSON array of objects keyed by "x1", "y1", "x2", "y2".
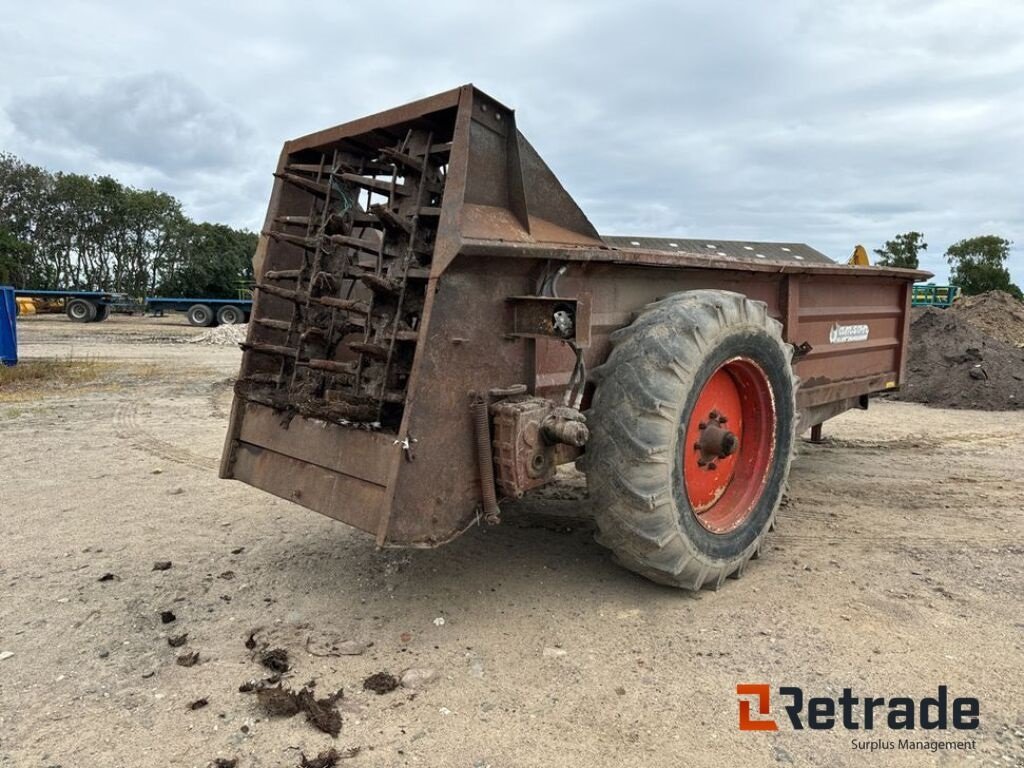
[
  {"x1": 13, "y1": 289, "x2": 134, "y2": 322},
  {"x1": 145, "y1": 297, "x2": 252, "y2": 327}
]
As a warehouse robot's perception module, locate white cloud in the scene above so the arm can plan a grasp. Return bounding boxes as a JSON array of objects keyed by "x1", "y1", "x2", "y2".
[
  {"x1": 8, "y1": 72, "x2": 249, "y2": 172},
  {"x1": 0, "y1": 0, "x2": 1021, "y2": 281}
]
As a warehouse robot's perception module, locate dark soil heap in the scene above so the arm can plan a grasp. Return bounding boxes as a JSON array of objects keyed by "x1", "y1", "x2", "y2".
[
  {"x1": 893, "y1": 306, "x2": 1024, "y2": 410},
  {"x1": 951, "y1": 290, "x2": 1024, "y2": 346}
]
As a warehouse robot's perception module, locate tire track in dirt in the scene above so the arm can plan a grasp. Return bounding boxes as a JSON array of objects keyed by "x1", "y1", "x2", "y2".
[
  {"x1": 114, "y1": 397, "x2": 219, "y2": 472},
  {"x1": 799, "y1": 432, "x2": 1024, "y2": 457},
  {"x1": 783, "y1": 429, "x2": 1024, "y2": 552},
  {"x1": 771, "y1": 502, "x2": 1019, "y2": 549},
  {"x1": 773, "y1": 504, "x2": 1018, "y2": 549},
  {"x1": 769, "y1": 533, "x2": 1014, "y2": 548}
]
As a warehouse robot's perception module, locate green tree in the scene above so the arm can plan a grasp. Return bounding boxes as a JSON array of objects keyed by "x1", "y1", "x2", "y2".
[
  {"x1": 157, "y1": 222, "x2": 256, "y2": 297},
  {"x1": 946, "y1": 235, "x2": 1022, "y2": 299},
  {"x1": 874, "y1": 231, "x2": 927, "y2": 269},
  {"x1": 0, "y1": 152, "x2": 256, "y2": 297},
  {"x1": 0, "y1": 226, "x2": 32, "y2": 285},
  {"x1": 0, "y1": 153, "x2": 50, "y2": 240}
]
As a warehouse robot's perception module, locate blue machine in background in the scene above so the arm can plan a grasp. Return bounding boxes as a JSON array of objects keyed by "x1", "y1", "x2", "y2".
[{"x1": 0, "y1": 286, "x2": 17, "y2": 366}]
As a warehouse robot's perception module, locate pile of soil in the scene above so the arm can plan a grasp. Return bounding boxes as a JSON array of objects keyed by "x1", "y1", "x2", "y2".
[
  {"x1": 951, "y1": 290, "x2": 1024, "y2": 346},
  {"x1": 894, "y1": 307, "x2": 1024, "y2": 409}
]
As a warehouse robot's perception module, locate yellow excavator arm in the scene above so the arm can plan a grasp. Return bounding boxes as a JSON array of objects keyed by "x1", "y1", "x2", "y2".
[
  {"x1": 847, "y1": 244, "x2": 870, "y2": 266},
  {"x1": 15, "y1": 297, "x2": 37, "y2": 315}
]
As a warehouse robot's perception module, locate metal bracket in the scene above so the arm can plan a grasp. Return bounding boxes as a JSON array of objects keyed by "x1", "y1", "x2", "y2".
[
  {"x1": 393, "y1": 434, "x2": 418, "y2": 461},
  {"x1": 507, "y1": 295, "x2": 591, "y2": 347}
]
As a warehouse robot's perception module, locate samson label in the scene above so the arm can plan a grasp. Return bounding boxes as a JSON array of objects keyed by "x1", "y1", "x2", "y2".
[{"x1": 829, "y1": 323, "x2": 869, "y2": 344}]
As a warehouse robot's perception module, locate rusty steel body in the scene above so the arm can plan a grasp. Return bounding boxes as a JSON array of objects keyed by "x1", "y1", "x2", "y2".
[{"x1": 220, "y1": 85, "x2": 930, "y2": 548}]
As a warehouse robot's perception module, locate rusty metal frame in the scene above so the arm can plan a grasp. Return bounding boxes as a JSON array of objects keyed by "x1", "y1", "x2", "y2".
[{"x1": 221, "y1": 84, "x2": 930, "y2": 549}]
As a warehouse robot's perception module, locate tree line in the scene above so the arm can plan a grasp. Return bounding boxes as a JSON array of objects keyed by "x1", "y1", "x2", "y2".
[
  {"x1": 0, "y1": 153, "x2": 257, "y2": 298},
  {"x1": 2, "y1": 151, "x2": 1019, "y2": 301},
  {"x1": 873, "y1": 231, "x2": 1022, "y2": 300}
]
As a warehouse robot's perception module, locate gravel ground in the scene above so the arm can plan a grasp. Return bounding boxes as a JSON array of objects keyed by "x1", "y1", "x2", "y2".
[{"x1": 1, "y1": 315, "x2": 1022, "y2": 768}]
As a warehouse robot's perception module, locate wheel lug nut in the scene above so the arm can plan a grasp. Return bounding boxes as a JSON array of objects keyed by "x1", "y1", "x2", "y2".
[
  {"x1": 698, "y1": 421, "x2": 707, "y2": 430},
  {"x1": 719, "y1": 416, "x2": 728, "y2": 424},
  {"x1": 693, "y1": 442, "x2": 701, "y2": 450},
  {"x1": 707, "y1": 461, "x2": 717, "y2": 470}
]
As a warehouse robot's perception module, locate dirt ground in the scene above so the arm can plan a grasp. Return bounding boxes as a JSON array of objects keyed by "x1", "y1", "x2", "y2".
[{"x1": 1, "y1": 315, "x2": 1023, "y2": 768}]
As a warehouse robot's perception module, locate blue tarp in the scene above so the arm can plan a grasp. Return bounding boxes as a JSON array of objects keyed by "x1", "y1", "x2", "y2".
[{"x1": 0, "y1": 286, "x2": 17, "y2": 366}]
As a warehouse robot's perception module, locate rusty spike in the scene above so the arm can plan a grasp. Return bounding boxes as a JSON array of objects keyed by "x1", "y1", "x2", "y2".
[
  {"x1": 369, "y1": 205, "x2": 412, "y2": 234},
  {"x1": 241, "y1": 342, "x2": 299, "y2": 358},
  {"x1": 255, "y1": 283, "x2": 301, "y2": 301},
  {"x1": 378, "y1": 147, "x2": 425, "y2": 174},
  {"x1": 338, "y1": 172, "x2": 412, "y2": 197},
  {"x1": 274, "y1": 172, "x2": 330, "y2": 197},
  {"x1": 264, "y1": 269, "x2": 302, "y2": 280},
  {"x1": 305, "y1": 359, "x2": 357, "y2": 375},
  {"x1": 256, "y1": 283, "x2": 373, "y2": 316},
  {"x1": 302, "y1": 400, "x2": 378, "y2": 422},
  {"x1": 264, "y1": 230, "x2": 319, "y2": 250},
  {"x1": 348, "y1": 341, "x2": 389, "y2": 360},
  {"x1": 254, "y1": 317, "x2": 294, "y2": 332},
  {"x1": 358, "y1": 273, "x2": 401, "y2": 295},
  {"x1": 315, "y1": 296, "x2": 372, "y2": 314},
  {"x1": 329, "y1": 233, "x2": 385, "y2": 255}
]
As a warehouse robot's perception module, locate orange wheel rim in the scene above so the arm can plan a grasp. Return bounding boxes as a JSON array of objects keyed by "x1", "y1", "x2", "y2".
[{"x1": 683, "y1": 357, "x2": 776, "y2": 534}]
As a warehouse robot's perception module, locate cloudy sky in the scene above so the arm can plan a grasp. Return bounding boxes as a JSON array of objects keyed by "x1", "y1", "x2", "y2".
[{"x1": 2, "y1": 0, "x2": 1022, "y2": 283}]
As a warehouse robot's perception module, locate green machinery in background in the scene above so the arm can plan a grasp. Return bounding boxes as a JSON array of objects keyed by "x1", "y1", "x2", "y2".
[{"x1": 912, "y1": 283, "x2": 961, "y2": 308}]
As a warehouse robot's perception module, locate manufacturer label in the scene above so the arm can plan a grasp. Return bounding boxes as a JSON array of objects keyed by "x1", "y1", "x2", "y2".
[{"x1": 829, "y1": 323, "x2": 869, "y2": 344}]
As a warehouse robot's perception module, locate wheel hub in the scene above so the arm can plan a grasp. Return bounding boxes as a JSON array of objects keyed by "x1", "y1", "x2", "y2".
[
  {"x1": 682, "y1": 357, "x2": 777, "y2": 534},
  {"x1": 693, "y1": 410, "x2": 738, "y2": 470}
]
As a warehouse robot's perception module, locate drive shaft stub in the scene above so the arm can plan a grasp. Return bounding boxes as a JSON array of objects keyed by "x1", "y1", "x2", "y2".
[{"x1": 693, "y1": 410, "x2": 738, "y2": 470}]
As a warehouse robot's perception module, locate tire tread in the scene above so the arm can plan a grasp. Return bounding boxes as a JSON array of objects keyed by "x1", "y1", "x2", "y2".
[{"x1": 587, "y1": 290, "x2": 797, "y2": 589}]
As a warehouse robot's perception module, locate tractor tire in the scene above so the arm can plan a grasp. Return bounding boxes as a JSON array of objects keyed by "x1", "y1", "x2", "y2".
[
  {"x1": 216, "y1": 305, "x2": 244, "y2": 325},
  {"x1": 66, "y1": 299, "x2": 97, "y2": 323},
  {"x1": 585, "y1": 290, "x2": 797, "y2": 590},
  {"x1": 187, "y1": 303, "x2": 216, "y2": 327},
  {"x1": 92, "y1": 304, "x2": 110, "y2": 322}
]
